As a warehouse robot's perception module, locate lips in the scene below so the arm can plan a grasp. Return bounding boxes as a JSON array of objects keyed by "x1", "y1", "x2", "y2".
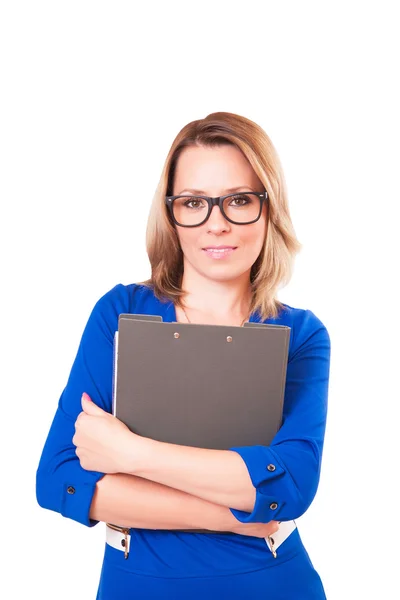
[
  {"x1": 202, "y1": 246, "x2": 237, "y2": 250},
  {"x1": 203, "y1": 248, "x2": 235, "y2": 252},
  {"x1": 202, "y1": 247, "x2": 237, "y2": 259}
]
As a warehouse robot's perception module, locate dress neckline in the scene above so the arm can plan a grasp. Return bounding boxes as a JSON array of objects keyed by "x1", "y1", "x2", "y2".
[{"x1": 165, "y1": 300, "x2": 261, "y2": 325}]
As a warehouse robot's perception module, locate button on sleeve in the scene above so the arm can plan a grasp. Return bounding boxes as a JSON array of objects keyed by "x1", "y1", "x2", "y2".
[{"x1": 228, "y1": 445, "x2": 288, "y2": 522}]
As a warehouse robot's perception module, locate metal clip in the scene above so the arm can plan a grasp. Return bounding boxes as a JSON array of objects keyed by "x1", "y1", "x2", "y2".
[
  {"x1": 121, "y1": 527, "x2": 129, "y2": 559},
  {"x1": 107, "y1": 523, "x2": 130, "y2": 560},
  {"x1": 268, "y1": 535, "x2": 277, "y2": 558}
]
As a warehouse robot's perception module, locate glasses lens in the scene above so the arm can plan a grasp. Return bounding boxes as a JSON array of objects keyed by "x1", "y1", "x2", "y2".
[
  {"x1": 172, "y1": 193, "x2": 262, "y2": 226},
  {"x1": 222, "y1": 193, "x2": 262, "y2": 224},
  {"x1": 172, "y1": 196, "x2": 209, "y2": 226}
]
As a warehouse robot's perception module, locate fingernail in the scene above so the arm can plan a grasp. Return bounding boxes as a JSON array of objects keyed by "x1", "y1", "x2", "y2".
[{"x1": 82, "y1": 392, "x2": 91, "y2": 401}]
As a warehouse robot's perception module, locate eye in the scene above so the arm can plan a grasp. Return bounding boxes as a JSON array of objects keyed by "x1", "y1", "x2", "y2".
[
  {"x1": 229, "y1": 194, "x2": 251, "y2": 206},
  {"x1": 183, "y1": 197, "x2": 207, "y2": 210}
]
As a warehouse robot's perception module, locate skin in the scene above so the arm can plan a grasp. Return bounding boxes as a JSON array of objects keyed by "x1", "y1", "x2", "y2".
[{"x1": 73, "y1": 144, "x2": 279, "y2": 539}]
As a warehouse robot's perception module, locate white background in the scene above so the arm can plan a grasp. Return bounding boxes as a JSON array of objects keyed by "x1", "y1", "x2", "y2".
[{"x1": 1, "y1": 1, "x2": 399, "y2": 598}]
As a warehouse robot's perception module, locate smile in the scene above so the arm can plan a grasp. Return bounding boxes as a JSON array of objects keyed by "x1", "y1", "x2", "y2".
[{"x1": 202, "y1": 248, "x2": 237, "y2": 259}]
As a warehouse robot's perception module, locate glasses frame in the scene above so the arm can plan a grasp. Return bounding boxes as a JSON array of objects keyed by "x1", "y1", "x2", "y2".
[{"x1": 165, "y1": 190, "x2": 268, "y2": 227}]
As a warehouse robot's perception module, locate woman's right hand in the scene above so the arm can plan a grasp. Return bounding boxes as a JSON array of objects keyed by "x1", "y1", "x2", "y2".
[{"x1": 228, "y1": 519, "x2": 280, "y2": 538}]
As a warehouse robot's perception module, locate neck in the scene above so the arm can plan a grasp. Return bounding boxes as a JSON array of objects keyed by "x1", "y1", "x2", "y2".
[{"x1": 179, "y1": 268, "x2": 252, "y2": 323}]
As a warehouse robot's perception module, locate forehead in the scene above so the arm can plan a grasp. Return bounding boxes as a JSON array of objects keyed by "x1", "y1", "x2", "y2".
[{"x1": 173, "y1": 144, "x2": 262, "y2": 194}]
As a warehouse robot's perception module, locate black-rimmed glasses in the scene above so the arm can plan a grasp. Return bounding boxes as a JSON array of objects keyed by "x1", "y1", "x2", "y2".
[{"x1": 165, "y1": 191, "x2": 268, "y2": 227}]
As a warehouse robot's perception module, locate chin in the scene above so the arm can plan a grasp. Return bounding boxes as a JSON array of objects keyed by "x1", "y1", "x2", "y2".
[{"x1": 201, "y1": 266, "x2": 249, "y2": 282}]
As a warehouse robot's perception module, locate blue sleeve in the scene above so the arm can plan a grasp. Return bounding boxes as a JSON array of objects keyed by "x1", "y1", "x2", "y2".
[
  {"x1": 35, "y1": 285, "x2": 126, "y2": 527},
  {"x1": 228, "y1": 309, "x2": 331, "y2": 523}
]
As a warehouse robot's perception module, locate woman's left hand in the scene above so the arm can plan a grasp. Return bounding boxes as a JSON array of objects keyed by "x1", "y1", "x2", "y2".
[{"x1": 73, "y1": 393, "x2": 139, "y2": 474}]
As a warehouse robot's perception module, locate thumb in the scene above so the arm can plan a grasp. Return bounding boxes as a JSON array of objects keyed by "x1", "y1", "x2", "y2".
[{"x1": 81, "y1": 392, "x2": 104, "y2": 415}]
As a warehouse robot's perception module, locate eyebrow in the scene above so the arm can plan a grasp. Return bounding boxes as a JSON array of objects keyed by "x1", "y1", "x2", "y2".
[{"x1": 177, "y1": 186, "x2": 256, "y2": 195}]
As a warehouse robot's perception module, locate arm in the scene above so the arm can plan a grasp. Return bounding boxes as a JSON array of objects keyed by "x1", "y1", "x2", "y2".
[
  {"x1": 123, "y1": 310, "x2": 331, "y2": 523},
  {"x1": 36, "y1": 285, "x2": 233, "y2": 530},
  {"x1": 229, "y1": 310, "x2": 331, "y2": 523},
  {"x1": 131, "y1": 439, "x2": 257, "y2": 512},
  {"x1": 35, "y1": 398, "x2": 236, "y2": 531},
  {"x1": 90, "y1": 472, "x2": 246, "y2": 531}
]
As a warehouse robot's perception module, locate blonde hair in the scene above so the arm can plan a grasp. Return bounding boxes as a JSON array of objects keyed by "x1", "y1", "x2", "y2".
[{"x1": 139, "y1": 111, "x2": 302, "y2": 321}]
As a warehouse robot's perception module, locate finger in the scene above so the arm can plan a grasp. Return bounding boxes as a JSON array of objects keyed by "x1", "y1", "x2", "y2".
[
  {"x1": 271, "y1": 522, "x2": 280, "y2": 534},
  {"x1": 81, "y1": 393, "x2": 105, "y2": 416},
  {"x1": 81, "y1": 392, "x2": 92, "y2": 412},
  {"x1": 74, "y1": 412, "x2": 86, "y2": 431}
]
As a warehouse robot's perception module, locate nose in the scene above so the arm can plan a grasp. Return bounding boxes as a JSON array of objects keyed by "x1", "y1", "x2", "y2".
[{"x1": 206, "y1": 205, "x2": 231, "y2": 232}]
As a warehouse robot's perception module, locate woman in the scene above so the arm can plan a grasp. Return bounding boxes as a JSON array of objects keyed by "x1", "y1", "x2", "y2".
[{"x1": 36, "y1": 111, "x2": 331, "y2": 599}]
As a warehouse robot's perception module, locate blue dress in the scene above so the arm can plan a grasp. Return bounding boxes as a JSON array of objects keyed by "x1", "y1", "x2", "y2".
[{"x1": 36, "y1": 283, "x2": 331, "y2": 599}]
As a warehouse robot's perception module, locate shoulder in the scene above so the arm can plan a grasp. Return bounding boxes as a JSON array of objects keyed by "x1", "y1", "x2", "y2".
[
  {"x1": 86, "y1": 282, "x2": 177, "y2": 339},
  {"x1": 92, "y1": 282, "x2": 155, "y2": 315},
  {"x1": 276, "y1": 301, "x2": 331, "y2": 361}
]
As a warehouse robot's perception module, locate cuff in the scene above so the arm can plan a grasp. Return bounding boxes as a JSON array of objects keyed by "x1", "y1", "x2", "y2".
[
  {"x1": 37, "y1": 468, "x2": 105, "y2": 528},
  {"x1": 60, "y1": 474, "x2": 105, "y2": 527},
  {"x1": 229, "y1": 445, "x2": 286, "y2": 523}
]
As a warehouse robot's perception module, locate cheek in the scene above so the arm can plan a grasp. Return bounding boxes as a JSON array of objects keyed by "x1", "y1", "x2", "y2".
[
  {"x1": 242, "y1": 224, "x2": 266, "y2": 249},
  {"x1": 253, "y1": 219, "x2": 267, "y2": 250},
  {"x1": 176, "y1": 229, "x2": 199, "y2": 252}
]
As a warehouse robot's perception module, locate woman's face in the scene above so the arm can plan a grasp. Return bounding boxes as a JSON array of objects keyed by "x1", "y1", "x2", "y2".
[{"x1": 172, "y1": 144, "x2": 268, "y2": 283}]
